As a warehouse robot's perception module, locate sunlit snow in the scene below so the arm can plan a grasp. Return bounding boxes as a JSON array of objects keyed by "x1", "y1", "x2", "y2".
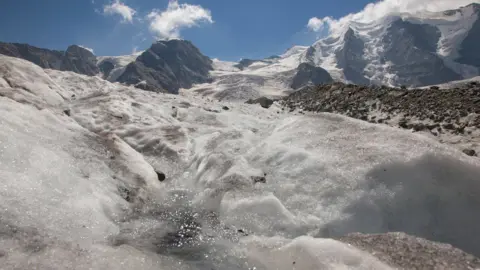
[{"x1": 1, "y1": 55, "x2": 480, "y2": 269}]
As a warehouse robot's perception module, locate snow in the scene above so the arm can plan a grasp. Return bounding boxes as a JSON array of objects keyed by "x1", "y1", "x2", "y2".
[
  {"x1": 304, "y1": 31, "x2": 351, "y2": 82},
  {"x1": 434, "y1": 75, "x2": 480, "y2": 89},
  {"x1": 203, "y1": 47, "x2": 307, "y2": 100},
  {"x1": 300, "y1": 4, "x2": 480, "y2": 85},
  {"x1": 406, "y1": 4, "x2": 480, "y2": 78},
  {"x1": 211, "y1": 58, "x2": 240, "y2": 72},
  {"x1": 78, "y1": 45, "x2": 94, "y2": 54},
  {"x1": 2, "y1": 55, "x2": 480, "y2": 269},
  {"x1": 281, "y1": 45, "x2": 308, "y2": 58},
  {"x1": 0, "y1": 55, "x2": 66, "y2": 107},
  {"x1": 97, "y1": 51, "x2": 143, "y2": 81}
]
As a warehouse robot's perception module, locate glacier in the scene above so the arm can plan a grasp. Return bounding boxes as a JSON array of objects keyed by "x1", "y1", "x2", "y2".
[{"x1": 1, "y1": 54, "x2": 480, "y2": 269}]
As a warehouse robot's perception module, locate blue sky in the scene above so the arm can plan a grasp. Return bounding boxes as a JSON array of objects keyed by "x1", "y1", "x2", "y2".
[
  {"x1": 0, "y1": 0, "x2": 472, "y2": 61},
  {"x1": 0, "y1": 0, "x2": 376, "y2": 60}
]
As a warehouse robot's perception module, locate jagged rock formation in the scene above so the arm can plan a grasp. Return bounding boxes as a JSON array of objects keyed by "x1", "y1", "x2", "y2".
[
  {"x1": 0, "y1": 40, "x2": 213, "y2": 94},
  {"x1": 0, "y1": 42, "x2": 64, "y2": 70},
  {"x1": 116, "y1": 40, "x2": 213, "y2": 93},
  {"x1": 0, "y1": 42, "x2": 99, "y2": 76},
  {"x1": 61, "y1": 45, "x2": 99, "y2": 76}
]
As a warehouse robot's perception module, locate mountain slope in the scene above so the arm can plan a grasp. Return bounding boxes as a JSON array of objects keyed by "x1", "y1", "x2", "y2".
[
  {"x1": 116, "y1": 40, "x2": 213, "y2": 94},
  {"x1": 97, "y1": 51, "x2": 143, "y2": 81},
  {"x1": 456, "y1": 4, "x2": 480, "y2": 69},
  {"x1": 380, "y1": 19, "x2": 462, "y2": 86},
  {"x1": 0, "y1": 40, "x2": 214, "y2": 94},
  {"x1": 61, "y1": 45, "x2": 100, "y2": 76},
  {"x1": 290, "y1": 63, "x2": 333, "y2": 89},
  {"x1": 0, "y1": 42, "x2": 100, "y2": 76},
  {"x1": 0, "y1": 42, "x2": 64, "y2": 70},
  {"x1": 193, "y1": 46, "x2": 333, "y2": 101},
  {"x1": 301, "y1": 3, "x2": 480, "y2": 87}
]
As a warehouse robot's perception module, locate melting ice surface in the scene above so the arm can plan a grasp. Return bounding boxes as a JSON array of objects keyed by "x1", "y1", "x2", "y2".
[{"x1": 1, "y1": 55, "x2": 480, "y2": 269}]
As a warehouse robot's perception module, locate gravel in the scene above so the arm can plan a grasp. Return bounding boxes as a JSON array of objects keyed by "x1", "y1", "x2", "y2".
[{"x1": 340, "y1": 232, "x2": 480, "y2": 270}]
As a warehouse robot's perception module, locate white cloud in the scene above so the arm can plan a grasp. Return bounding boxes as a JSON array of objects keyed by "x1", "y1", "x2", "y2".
[
  {"x1": 104, "y1": 0, "x2": 136, "y2": 23},
  {"x1": 146, "y1": 0, "x2": 213, "y2": 39},
  {"x1": 78, "y1": 45, "x2": 94, "y2": 54},
  {"x1": 307, "y1": 17, "x2": 334, "y2": 32},
  {"x1": 307, "y1": 0, "x2": 479, "y2": 35}
]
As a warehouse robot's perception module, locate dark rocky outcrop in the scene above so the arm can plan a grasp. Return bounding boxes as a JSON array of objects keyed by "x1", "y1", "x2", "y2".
[
  {"x1": 246, "y1": 97, "x2": 275, "y2": 109},
  {"x1": 0, "y1": 42, "x2": 64, "y2": 70},
  {"x1": 266, "y1": 55, "x2": 280, "y2": 60},
  {"x1": 156, "y1": 171, "x2": 166, "y2": 182},
  {"x1": 98, "y1": 60, "x2": 115, "y2": 78},
  {"x1": 463, "y1": 149, "x2": 477, "y2": 157},
  {"x1": 302, "y1": 46, "x2": 316, "y2": 64},
  {"x1": 340, "y1": 232, "x2": 480, "y2": 270},
  {"x1": 381, "y1": 19, "x2": 462, "y2": 87},
  {"x1": 134, "y1": 81, "x2": 165, "y2": 92},
  {"x1": 0, "y1": 42, "x2": 99, "y2": 76},
  {"x1": 290, "y1": 63, "x2": 333, "y2": 89},
  {"x1": 234, "y1": 59, "x2": 259, "y2": 70},
  {"x1": 251, "y1": 173, "x2": 267, "y2": 184},
  {"x1": 456, "y1": 4, "x2": 480, "y2": 70},
  {"x1": 233, "y1": 58, "x2": 274, "y2": 70},
  {"x1": 60, "y1": 45, "x2": 99, "y2": 76},
  {"x1": 336, "y1": 28, "x2": 369, "y2": 85},
  {"x1": 116, "y1": 40, "x2": 213, "y2": 94}
]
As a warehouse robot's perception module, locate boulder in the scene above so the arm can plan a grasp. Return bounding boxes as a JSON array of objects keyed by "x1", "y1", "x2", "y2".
[
  {"x1": 246, "y1": 97, "x2": 274, "y2": 109},
  {"x1": 462, "y1": 149, "x2": 477, "y2": 157}
]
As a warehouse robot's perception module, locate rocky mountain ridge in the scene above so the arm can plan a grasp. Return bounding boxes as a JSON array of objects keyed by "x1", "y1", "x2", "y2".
[
  {"x1": 0, "y1": 40, "x2": 214, "y2": 94},
  {"x1": 116, "y1": 40, "x2": 213, "y2": 94},
  {"x1": 0, "y1": 42, "x2": 99, "y2": 76}
]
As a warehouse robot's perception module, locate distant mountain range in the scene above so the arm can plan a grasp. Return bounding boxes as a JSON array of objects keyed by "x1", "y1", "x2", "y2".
[
  {"x1": 0, "y1": 40, "x2": 213, "y2": 94},
  {"x1": 0, "y1": 3, "x2": 479, "y2": 94}
]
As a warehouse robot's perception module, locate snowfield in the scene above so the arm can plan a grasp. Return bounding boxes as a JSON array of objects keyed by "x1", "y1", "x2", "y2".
[
  {"x1": 193, "y1": 47, "x2": 307, "y2": 101},
  {"x1": 1, "y1": 55, "x2": 480, "y2": 269}
]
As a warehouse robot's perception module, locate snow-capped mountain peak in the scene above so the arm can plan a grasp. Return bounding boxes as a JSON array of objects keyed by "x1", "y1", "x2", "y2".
[
  {"x1": 301, "y1": 3, "x2": 480, "y2": 87},
  {"x1": 281, "y1": 45, "x2": 309, "y2": 58}
]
